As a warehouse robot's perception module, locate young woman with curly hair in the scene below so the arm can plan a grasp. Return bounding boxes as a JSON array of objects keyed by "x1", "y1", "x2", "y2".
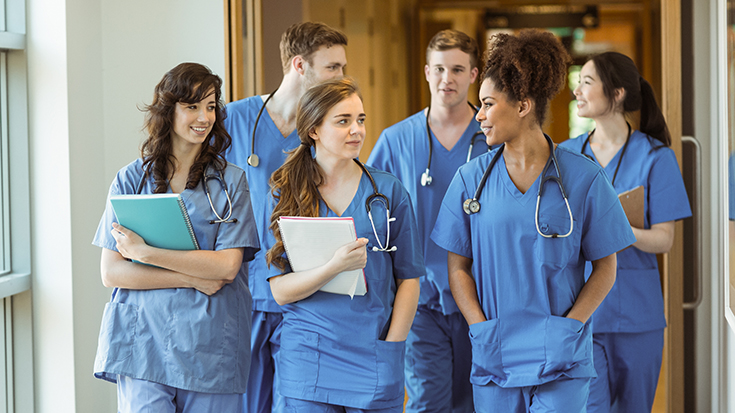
[
  {"x1": 265, "y1": 77, "x2": 422, "y2": 412},
  {"x1": 560, "y1": 52, "x2": 691, "y2": 413},
  {"x1": 92, "y1": 62, "x2": 259, "y2": 412},
  {"x1": 430, "y1": 30, "x2": 636, "y2": 412}
]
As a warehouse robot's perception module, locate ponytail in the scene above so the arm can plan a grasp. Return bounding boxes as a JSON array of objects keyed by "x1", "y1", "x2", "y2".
[
  {"x1": 589, "y1": 52, "x2": 671, "y2": 148},
  {"x1": 266, "y1": 142, "x2": 324, "y2": 270},
  {"x1": 638, "y1": 77, "x2": 671, "y2": 147}
]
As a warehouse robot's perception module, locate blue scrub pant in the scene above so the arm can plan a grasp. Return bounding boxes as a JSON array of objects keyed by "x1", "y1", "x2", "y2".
[
  {"x1": 117, "y1": 375, "x2": 242, "y2": 413},
  {"x1": 244, "y1": 310, "x2": 283, "y2": 413},
  {"x1": 284, "y1": 397, "x2": 403, "y2": 412},
  {"x1": 404, "y1": 306, "x2": 473, "y2": 413},
  {"x1": 587, "y1": 329, "x2": 664, "y2": 413},
  {"x1": 473, "y1": 377, "x2": 591, "y2": 413}
]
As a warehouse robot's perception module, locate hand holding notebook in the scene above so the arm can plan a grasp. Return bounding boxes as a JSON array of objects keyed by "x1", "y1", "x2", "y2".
[
  {"x1": 109, "y1": 193, "x2": 199, "y2": 252},
  {"x1": 277, "y1": 216, "x2": 367, "y2": 298}
]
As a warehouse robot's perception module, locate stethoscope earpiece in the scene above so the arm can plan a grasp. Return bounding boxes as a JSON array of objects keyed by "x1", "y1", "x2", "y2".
[{"x1": 356, "y1": 159, "x2": 398, "y2": 253}]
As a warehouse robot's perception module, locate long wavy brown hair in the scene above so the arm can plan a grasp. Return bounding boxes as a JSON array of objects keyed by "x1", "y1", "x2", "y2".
[
  {"x1": 266, "y1": 77, "x2": 362, "y2": 270},
  {"x1": 141, "y1": 62, "x2": 231, "y2": 193}
]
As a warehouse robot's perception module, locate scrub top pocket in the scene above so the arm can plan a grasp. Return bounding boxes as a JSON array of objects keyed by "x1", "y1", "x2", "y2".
[
  {"x1": 374, "y1": 339, "x2": 406, "y2": 401},
  {"x1": 279, "y1": 328, "x2": 320, "y2": 388},
  {"x1": 534, "y1": 214, "x2": 579, "y2": 266},
  {"x1": 468, "y1": 319, "x2": 504, "y2": 386},
  {"x1": 165, "y1": 311, "x2": 226, "y2": 380},
  {"x1": 541, "y1": 316, "x2": 589, "y2": 377},
  {"x1": 97, "y1": 302, "x2": 138, "y2": 362}
]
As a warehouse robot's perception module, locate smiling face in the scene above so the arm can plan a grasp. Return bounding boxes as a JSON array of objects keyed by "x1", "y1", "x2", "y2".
[
  {"x1": 171, "y1": 89, "x2": 216, "y2": 149},
  {"x1": 302, "y1": 45, "x2": 348, "y2": 91},
  {"x1": 475, "y1": 78, "x2": 523, "y2": 147},
  {"x1": 311, "y1": 93, "x2": 366, "y2": 162},
  {"x1": 424, "y1": 48, "x2": 478, "y2": 109},
  {"x1": 574, "y1": 60, "x2": 616, "y2": 119}
]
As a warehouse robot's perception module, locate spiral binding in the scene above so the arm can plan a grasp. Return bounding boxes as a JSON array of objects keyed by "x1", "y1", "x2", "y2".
[{"x1": 178, "y1": 196, "x2": 200, "y2": 249}]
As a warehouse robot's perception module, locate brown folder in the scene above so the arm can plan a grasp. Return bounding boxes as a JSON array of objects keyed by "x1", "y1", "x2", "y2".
[{"x1": 618, "y1": 185, "x2": 644, "y2": 229}]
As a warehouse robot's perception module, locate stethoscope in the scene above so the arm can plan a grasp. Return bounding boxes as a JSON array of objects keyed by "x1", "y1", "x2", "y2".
[
  {"x1": 462, "y1": 134, "x2": 574, "y2": 239},
  {"x1": 581, "y1": 122, "x2": 632, "y2": 187},
  {"x1": 247, "y1": 88, "x2": 279, "y2": 167},
  {"x1": 136, "y1": 167, "x2": 238, "y2": 224},
  {"x1": 421, "y1": 102, "x2": 487, "y2": 186},
  {"x1": 353, "y1": 159, "x2": 397, "y2": 252}
]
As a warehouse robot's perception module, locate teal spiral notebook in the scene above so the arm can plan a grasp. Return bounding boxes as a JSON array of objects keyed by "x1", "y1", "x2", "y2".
[{"x1": 109, "y1": 194, "x2": 199, "y2": 250}]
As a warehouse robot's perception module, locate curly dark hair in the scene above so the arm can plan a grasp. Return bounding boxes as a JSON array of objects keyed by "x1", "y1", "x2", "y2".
[
  {"x1": 141, "y1": 62, "x2": 231, "y2": 193},
  {"x1": 480, "y1": 29, "x2": 571, "y2": 125}
]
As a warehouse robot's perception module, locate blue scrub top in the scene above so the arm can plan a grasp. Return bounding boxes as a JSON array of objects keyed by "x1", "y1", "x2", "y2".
[
  {"x1": 560, "y1": 131, "x2": 692, "y2": 333},
  {"x1": 431, "y1": 145, "x2": 635, "y2": 388},
  {"x1": 367, "y1": 109, "x2": 488, "y2": 315},
  {"x1": 268, "y1": 165, "x2": 425, "y2": 409},
  {"x1": 92, "y1": 158, "x2": 260, "y2": 394},
  {"x1": 224, "y1": 95, "x2": 301, "y2": 313}
]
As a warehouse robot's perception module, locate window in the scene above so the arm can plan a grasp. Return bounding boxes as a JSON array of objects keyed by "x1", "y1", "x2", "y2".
[{"x1": 0, "y1": 0, "x2": 33, "y2": 411}]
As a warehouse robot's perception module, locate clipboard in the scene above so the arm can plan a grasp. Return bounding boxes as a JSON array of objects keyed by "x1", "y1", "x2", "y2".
[{"x1": 618, "y1": 185, "x2": 644, "y2": 229}]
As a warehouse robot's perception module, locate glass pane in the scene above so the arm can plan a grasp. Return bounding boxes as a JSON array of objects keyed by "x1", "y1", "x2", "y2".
[
  {"x1": 0, "y1": 52, "x2": 7, "y2": 275},
  {"x1": 728, "y1": 0, "x2": 735, "y2": 315}
]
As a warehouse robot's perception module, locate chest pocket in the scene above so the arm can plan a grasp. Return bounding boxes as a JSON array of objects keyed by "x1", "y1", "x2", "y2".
[{"x1": 534, "y1": 213, "x2": 580, "y2": 267}]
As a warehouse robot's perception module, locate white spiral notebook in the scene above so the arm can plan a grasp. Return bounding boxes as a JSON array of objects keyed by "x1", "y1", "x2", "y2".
[{"x1": 277, "y1": 216, "x2": 367, "y2": 298}]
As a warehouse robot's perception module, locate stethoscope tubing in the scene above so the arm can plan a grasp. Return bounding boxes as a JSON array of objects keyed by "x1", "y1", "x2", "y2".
[
  {"x1": 463, "y1": 135, "x2": 574, "y2": 238},
  {"x1": 248, "y1": 88, "x2": 280, "y2": 167},
  {"x1": 135, "y1": 166, "x2": 237, "y2": 225},
  {"x1": 422, "y1": 102, "x2": 485, "y2": 186},
  {"x1": 353, "y1": 159, "x2": 397, "y2": 252}
]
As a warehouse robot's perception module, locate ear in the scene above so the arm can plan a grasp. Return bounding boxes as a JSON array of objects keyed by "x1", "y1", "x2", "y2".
[
  {"x1": 292, "y1": 55, "x2": 306, "y2": 76},
  {"x1": 469, "y1": 67, "x2": 479, "y2": 84},
  {"x1": 517, "y1": 98, "x2": 533, "y2": 118},
  {"x1": 613, "y1": 87, "x2": 626, "y2": 106},
  {"x1": 424, "y1": 64, "x2": 431, "y2": 82},
  {"x1": 308, "y1": 127, "x2": 319, "y2": 141}
]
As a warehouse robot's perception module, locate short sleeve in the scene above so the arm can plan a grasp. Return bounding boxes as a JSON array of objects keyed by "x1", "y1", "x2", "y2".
[
  {"x1": 92, "y1": 177, "x2": 125, "y2": 252},
  {"x1": 430, "y1": 169, "x2": 473, "y2": 258},
  {"x1": 213, "y1": 168, "x2": 260, "y2": 262},
  {"x1": 580, "y1": 171, "x2": 637, "y2": 261},
  {"x1": 389, "y1": 188, "x2": 425, "y2": 280},
  {"x1": 647, "y1": 149, "x2": 692, "y2": 225}
]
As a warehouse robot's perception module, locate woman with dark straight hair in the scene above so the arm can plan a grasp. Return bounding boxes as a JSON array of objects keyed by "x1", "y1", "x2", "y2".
[
  {"x1": 560, "y1": 52, "x2": 691, "y2": 413},
  {"x1": 266, "y1": 77, "x2": 422, "y2": 412},
  {"x1": 92, "y1": 62, "x2": 259, "y2": 412}
]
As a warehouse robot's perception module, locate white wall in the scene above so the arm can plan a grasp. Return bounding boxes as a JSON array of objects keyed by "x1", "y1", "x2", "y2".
[{"x1": 27, "y1": 0, "x2": 226, "y2": 411}]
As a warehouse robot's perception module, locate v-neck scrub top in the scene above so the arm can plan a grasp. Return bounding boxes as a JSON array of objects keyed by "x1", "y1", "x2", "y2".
[
  {"x1": 560, "y1": 130, "x2": 691, "y2": 333},
  {"x1": 268, "y1": 165, "x2": 425, "y2": 409},
  {"x1": 224, "y1": 95, "x2": 302, "y2": 313},
  {"x1": 92, "y1": 158, "x2": 260, "y2": 393},
  {"x1": 367, "y1": 109, "x2": 488, "y2": 315},
  {"x1": 431, "y1": 145, "x2": 635, "y2": 388}
]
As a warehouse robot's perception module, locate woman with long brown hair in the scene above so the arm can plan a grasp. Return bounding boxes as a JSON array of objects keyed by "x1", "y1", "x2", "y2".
[
  {"x1": 92, "y1": 62, "x2": 259, "y2": 412},
  {"x1": 265, "y1": 77, "x2": 422, "y2": 412}
]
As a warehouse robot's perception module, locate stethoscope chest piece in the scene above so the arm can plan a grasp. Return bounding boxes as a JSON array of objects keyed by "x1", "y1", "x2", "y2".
[
  {"x1": 421, "y1": 169, "x2": 433, "y2": 186},
  {"x1": 463, "y1": 198, "x2": 480, "y2": 215},
  {"x1": 247, "y1": 154, "x2": 260, "y2": 167}
]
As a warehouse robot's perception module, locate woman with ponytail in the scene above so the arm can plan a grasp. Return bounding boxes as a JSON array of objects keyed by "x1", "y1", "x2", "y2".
[
  {"x1": 560, "y1": 52, "x2": 691, "y2": 413},
  {"x1": 265, "y1": 77, "x2": 422, "y2": 412}
]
